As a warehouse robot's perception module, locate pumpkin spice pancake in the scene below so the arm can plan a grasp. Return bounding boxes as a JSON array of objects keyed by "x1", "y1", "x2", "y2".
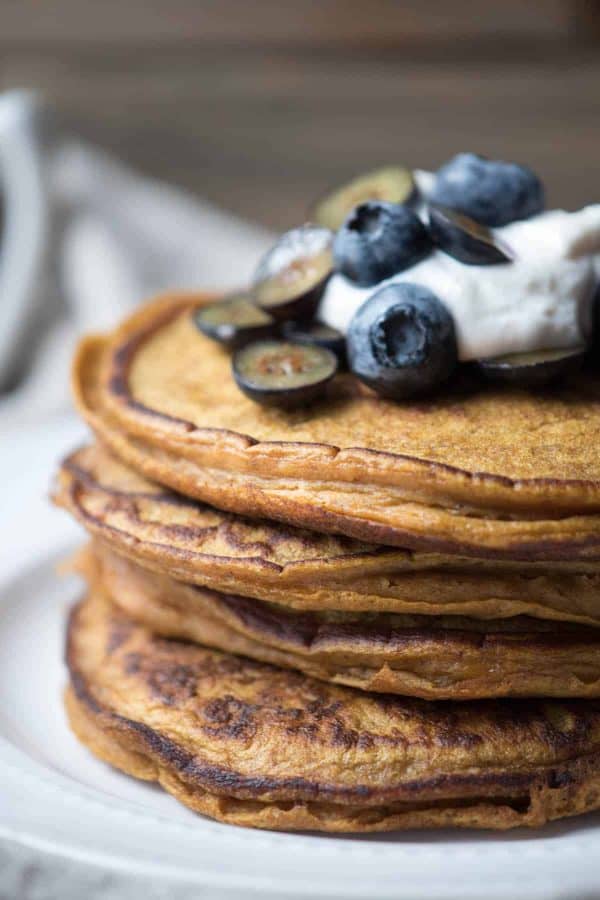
[
  {"x1": 72, "y1": 294, "x2": 600, "y2": 560},
  {"x1": 54, "y1": 444, "x2": 600, "y2": 626},
  {"x1": 86, "y1": 542, "x2": 600, "y2": 700},
  {"x1": 66, "y1": 588, "x2": 600, "y2": 832}
]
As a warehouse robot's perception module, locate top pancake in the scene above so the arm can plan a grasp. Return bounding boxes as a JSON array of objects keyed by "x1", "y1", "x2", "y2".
[{"x1": 72, "y1": 294, "x2": 600, "y2": 557}]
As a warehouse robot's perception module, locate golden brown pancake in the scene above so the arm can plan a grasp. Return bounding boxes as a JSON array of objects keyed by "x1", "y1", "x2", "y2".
[
  {"x1": 92, "y1": 542, "x2": 600, "y2": 700},
  {"x1": 71, "y1": 294, "x2": 600, "y2": 560},
  {"x1": 66, "y1": 588, "x2": 600, "y2": 831},
  {"x1": 54, "y1": 444, "x2": 600, "y2": 626}
]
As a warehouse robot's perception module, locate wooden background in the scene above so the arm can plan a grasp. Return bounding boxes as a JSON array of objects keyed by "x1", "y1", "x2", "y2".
[{"x1": 1, "y1": 0, "x2": 599, "y2": 229}]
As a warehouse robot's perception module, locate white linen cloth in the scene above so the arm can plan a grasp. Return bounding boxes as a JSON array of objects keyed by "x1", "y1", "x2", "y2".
[{"x1": 0, "y1": 90, "x2": 273, "y2": 430}]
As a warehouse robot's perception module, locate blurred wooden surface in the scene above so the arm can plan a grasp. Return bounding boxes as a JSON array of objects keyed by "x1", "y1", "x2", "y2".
[
  {"x1": 0, "y1": 1, "x2": 574, "y2": 45},
  {"x1": 1, "y1": 0, "x2": 599, "y2": 229}
]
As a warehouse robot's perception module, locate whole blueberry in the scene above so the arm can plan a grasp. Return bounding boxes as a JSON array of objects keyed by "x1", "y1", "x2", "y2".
[
  {"x1": 429, "y1": 153, "x2": 544, "y2": 227},
  {"x1": 333, "y1": 201, "x2": 432, "y2": 287},
  {"x1": 347, "y1": 283, "x2": 458, "y2": 400}
]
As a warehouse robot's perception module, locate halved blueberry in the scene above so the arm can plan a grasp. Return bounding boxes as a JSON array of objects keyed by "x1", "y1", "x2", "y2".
[
  {"x1": 587, "y1": 283, "x2": 600, "y2": 368},
  {"x1": 430, "y1": 153, "x2": 544, "y2": 227},
  {"x1": 347, "y1": 283, "x2": 457, "y2": 400},
  {"x1": 193, "y1": 294, "x2": 277, "y2": 349},
  {"x1": 477, "y1": 347, "x2": 585, "y2": 387},
  {"x1": 253, "y1": 225, "x2": 334, "y2": 321},
  {"x1": 428, "y1": 203, "x2": 513, "y2": 265},
  {"x1": 232, "y1": 340, "x2": 338, "y2": 408},
  {"x1": 312, "y1": 166, "x2": 417, "y2": 231},
  {"x1": 333, "y1": 202, "x2": 432, "y2": 288},
  {"x1": 282, "y1": 321, "x2": 347, "y2": 366}
]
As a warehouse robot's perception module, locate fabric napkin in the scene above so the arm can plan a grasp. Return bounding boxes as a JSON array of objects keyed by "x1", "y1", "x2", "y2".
[{"x1": 0, "y1": 90, "x2": 273, "y2": 430}]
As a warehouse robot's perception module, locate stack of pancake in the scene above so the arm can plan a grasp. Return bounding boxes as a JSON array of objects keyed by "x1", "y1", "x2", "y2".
[{"x1": 54, "y1": 294, "x2": 600, "y2": 832}]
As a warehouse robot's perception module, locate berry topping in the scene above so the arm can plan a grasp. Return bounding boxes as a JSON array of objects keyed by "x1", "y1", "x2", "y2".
[
  {"x1": 193, "y1": 294, "x2": 277, "y2": 349},
  {"x1": 312, "y1": 166, "x2": 417, "y2": 231},
  {"x1": 476, "y1": 347, "x2": 585, "y2": 387},
  {"x1": 232, "y1": 340, "x2": 338, "y2": 409},
  {"x1": 254, "y1": 225, "x2": 333, "y2": 321},
  {"x1": 282, "y1": 321, "x2": 347, "y2": 366},
  {"x1": 347, "y1": 283, "x2": 457, "y2": 400},
  {"x1": 428, "y1": 203, "x2": 514, "y2": 265},
  {"x1": 333, "y1": 202, "x2": 432, "y2": 288},
  {"x1": 430, "y1": 153, "x2": 544, "y2": 227}
]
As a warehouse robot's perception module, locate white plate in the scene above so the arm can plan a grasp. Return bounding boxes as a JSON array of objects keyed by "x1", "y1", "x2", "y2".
[
  {"x1": 1, "y1": 552, "x2": 600, "y2": 899},
  {"x1": 1, "y1": 420, "x2": 600, "y2": 900}
]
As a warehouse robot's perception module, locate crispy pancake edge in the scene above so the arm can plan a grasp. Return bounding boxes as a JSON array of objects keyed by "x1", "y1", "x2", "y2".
[
  {"x1": 66, "y1": 590, "x2": 600, "y2": 831},
  {"x1": 53, "y1": 445, "x2": 600, "y2": 625},
  {"x1": 95, "y1": 543, "x2": 600, "y2": 700}
]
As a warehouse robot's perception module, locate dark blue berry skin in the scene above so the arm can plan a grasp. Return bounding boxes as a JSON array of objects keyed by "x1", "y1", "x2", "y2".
[
  {"x1": 477, "y1": 348, "x2": 585, "y2": 386},
  {"x1": 428, "y1": 204, "x2": 513, "y2": 266},
  {"x1": 347, "y1": 283, "x2": 458, "y2": 400},
  {"x1": 586, "y1": 283, "x2": 600, "y2": 368},
  {"x1": 429, "y1": 153, "x2": 544, "y2": 227},
  {"x1": 333, "y1": 202, "x2": 432, "y2": 288}
]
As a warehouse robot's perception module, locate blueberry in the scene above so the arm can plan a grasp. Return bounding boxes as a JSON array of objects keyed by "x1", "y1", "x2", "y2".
[
  {"x1": 347, "y1": 283, "x2": 458, "y2": 400},
  {"x1": 587, "y1": 283, "x2": 600, "y2": 367},
  {"x1": 232, "y1": 340, "x2": 338, "y2": 409},
  {"x1": 430, "y1": 153, "x2": 544, "y2": 227},
  {"x1": 333, "y1": 202, "x2": 432, "y2": 288},
  {"x1": 477, "y1": 347, "x2": 585, "y2": 387},
  {"x1": 193, "y1": 293, "x2": 277, "y2": 349},
  {"x1": 254, "y1": 224, "x2": 334, "y2": 321},
  {"x1": 282, "y1": 320, "x2": 347, "y2": 366},
  {"x1": 428, "y1": 203, "x2": 513, "y2": 266},
  {"x1": 312, "y1": 166, "x2": 417, "y2": 232}
]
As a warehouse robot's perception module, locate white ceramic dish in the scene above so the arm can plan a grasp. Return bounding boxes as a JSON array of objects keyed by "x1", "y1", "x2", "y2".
[{"x1": 1, "y1": 422, "x2": 600, "y2": 899}]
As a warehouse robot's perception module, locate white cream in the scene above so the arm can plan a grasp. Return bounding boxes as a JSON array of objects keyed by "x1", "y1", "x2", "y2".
[{"x1": 319, "y1": 181, "x2": 600, "y2": 361}]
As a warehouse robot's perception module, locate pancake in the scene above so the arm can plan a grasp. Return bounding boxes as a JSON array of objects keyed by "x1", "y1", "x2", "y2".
[
  {"x1": 92, "y1": 542, "x2": 600, "y2": 700},
  {"x1": 67, "y1": 588, "x2": 600, "y2": 831},
  {"x1": 71, "y1": 294, "x2": 600, "y2": 560},
  {"x1": 54, "y1": 444, "x2": 600, "y2": 626}
]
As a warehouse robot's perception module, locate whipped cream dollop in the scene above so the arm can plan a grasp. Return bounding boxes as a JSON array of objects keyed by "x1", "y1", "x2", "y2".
[{"x1": 319, "y1": 170, "x2": 600, "y2": 361}]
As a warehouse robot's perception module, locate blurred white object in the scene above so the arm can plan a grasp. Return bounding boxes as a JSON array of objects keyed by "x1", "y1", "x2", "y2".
[
  {"x1": 0, "y1": 91, "x2": 49, "y2": 390},
  {"x1": 0, "y1": 90, "x2": 273, "y2": 427}
]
